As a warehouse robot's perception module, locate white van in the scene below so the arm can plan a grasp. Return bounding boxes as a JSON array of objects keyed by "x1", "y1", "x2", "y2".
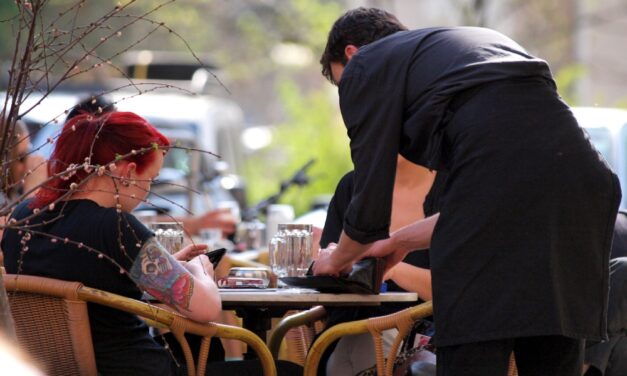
[
  {"x1": 3, "y1": 90, "x2": 246, "y2": 217},
  {"x1": 573, "y1": 107, "x2": 627, "y2": 209}
]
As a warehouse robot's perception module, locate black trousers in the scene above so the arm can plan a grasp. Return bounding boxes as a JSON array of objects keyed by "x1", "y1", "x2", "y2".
[{"x1": 436, "y1": 336, "x2": 584, "y2": 376}]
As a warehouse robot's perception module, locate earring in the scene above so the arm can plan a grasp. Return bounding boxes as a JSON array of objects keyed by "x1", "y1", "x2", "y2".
[{"x1": 121, "y1": 171, "x2": 132, "y2": 187}]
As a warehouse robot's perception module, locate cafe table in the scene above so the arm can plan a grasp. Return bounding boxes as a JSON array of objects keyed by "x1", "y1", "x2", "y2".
[{"x1": 219, "y1": 287, "x2": 418, "y2": 358}]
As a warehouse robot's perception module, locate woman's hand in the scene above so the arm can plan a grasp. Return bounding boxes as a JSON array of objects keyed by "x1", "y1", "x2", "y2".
[
  {"x1": 183, "y1": 254, "x2": 215, "y2": 279},
  {"x1": 173, "y1": 243, "x2": 208, "y2": 262}
]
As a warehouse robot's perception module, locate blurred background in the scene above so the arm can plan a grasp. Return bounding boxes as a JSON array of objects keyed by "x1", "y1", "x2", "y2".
[{"x1": 1, "y1": 0, "x2": 626, "y2": 219}]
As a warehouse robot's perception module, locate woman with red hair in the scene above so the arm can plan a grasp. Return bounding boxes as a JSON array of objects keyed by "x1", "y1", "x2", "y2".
[{"x1": 1, "y1": 111, "x2": 222, "y2": 375}]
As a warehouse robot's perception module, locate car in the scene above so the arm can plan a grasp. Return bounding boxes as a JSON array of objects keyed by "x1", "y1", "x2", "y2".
[{"x1": 573, "y1": 106, "x2": 627, "y2": 209}]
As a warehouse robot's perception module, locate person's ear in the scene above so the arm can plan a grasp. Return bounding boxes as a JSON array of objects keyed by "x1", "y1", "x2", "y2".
[
  {"x1": 117, "y1": 161, "x2": 136, "y2": 187},
  {"x1": 344, "y1": 45, "x2": 359, "y2": 61},
  {"x1": 126, "y1": 162, "x2": 137, "y2": 179}
]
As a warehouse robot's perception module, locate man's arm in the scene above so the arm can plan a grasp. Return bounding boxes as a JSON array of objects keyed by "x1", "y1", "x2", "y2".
[
  {"x1": 313, "y1": 230, "x2": 371, "y2": 276},
  {"x1": 387, "y1": 213, "x2": 439, "y2": 253},
  {"x1": 314, "y1": 213, "x2": 439, "y2": 277}
]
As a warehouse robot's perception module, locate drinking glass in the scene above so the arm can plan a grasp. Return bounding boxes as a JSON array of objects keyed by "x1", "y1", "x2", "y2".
[
  {"x1": 199, "y1": 227, "x2": 222, "y2": 251},
  {"x1": 269, "y1": 224, "x2": 313, "y2": 279},
  {"x1": 149, "y1": 222, "x2": 184, "y2": 254}
]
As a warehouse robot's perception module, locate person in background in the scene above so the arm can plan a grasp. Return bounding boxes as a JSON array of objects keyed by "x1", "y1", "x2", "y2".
[
  {"x1": 314, "y1": 7, "x2": 620, "y2": 376},
  {"x1": 0, "y1": 118, "x2": 47, "y2": 205},
  {"x1": 0, "y1": 117, "x2": 47, "y2": 254},
  {"x1": 320, "y1": 155, "x2": 440, "y2": 375},
  {"x1": 583, "y1": 213, "x2": 627, "y2": 376}
]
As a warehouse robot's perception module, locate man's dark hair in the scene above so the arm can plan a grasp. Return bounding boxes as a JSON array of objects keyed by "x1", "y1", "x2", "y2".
[
  {"x1": 320, "y1": 7, "x2": 407, "y2": 83},
  {"x1": 66, "y1": 95, "x2": 117, "y2": 122}
]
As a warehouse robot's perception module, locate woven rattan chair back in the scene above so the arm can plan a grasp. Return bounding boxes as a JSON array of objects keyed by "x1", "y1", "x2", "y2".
[
  {"x1": 283, "y1": 312, "x2": 325, "y2": 365},
  {"x1": 4, "y1": 273, "x2": 277, "y2": 376},
  {"x1": 4, "y1": 274, "x2": 97, "y2": 376},
  {"x1": 269, "y1": 306, "x2": 327, "y2": 366}
]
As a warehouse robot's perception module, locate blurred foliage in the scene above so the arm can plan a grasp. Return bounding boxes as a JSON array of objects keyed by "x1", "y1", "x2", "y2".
[
  {"x1": 124, "y1": 0, "x2": 347, "y2": 214},
  {"x1": 242, "y1": 80, "x2": 352, "y2": 216},
  {"x1": 554, "y1": 64, "x2": 586, "y2": 106},
  {"x1": 3, "y1": 0, "x2": 624, "y2": 216},
  {"x1": 0, "y1": 3, "x2": 18, "y2": 61}
]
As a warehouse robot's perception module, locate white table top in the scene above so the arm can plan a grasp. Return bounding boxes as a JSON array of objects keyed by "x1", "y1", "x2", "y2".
[{"x1": 219, "y1": 288, "x2": 417, "y2": 308}]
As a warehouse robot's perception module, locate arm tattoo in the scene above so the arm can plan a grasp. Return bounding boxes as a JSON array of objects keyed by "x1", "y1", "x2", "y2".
[{"x1": 130, "y1": 237, "x2": 194, "y2": 310}]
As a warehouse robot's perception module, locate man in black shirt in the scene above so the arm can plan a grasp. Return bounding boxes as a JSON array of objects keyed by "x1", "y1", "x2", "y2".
[{"x1": 312, "y1": 7, "x2": 621, "y2": 376}]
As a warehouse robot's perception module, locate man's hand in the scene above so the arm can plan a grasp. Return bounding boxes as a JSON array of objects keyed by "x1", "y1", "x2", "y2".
[
  {"x1": 312, "y1": 231, "x2": 374, "y2": 276},
  {"x1": 312, "y1": 251, "x2": 348, "y2": 277},
  {"x1": 313, "y1": 242, "x2": 354, "y2": 276},
  {"x1": 364, "y1": 237, "x2": 409, "y2": 276}
]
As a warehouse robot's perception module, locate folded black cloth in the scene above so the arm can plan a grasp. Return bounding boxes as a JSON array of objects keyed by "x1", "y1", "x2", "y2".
[{"x1": 280, "y1": 257, "x2": 386, "y2": 294}]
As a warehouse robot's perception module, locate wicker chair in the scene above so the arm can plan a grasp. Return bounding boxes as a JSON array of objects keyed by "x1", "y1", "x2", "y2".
[
  {"x1": 269, "y1": 305, "x2": 327, "y2": 365},
  {"x1": 281, "y1": 300, "x2": 517, "y2": 376},
  {"x1": 302, "y1": 301, "x2": 433, "y2": 376},
  {"x1": 4, "y1": 273, "x2": 277, "y2": 376}
]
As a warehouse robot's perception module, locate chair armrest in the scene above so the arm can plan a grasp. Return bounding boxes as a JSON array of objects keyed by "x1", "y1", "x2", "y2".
[
  {"x1": 77, "y1": 285, "x2": 277, "y2": 376},
  {"x1": 268, "y1": 305, "x2": 327, "y2": 358},
  {"x1": 303, "y1": 301, "x2": 433, "y2": 376}
]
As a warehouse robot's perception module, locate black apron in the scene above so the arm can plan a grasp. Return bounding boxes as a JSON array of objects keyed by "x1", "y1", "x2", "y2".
[{"x1": 430, "y1": 78, "x2": 621, "y2": 346}]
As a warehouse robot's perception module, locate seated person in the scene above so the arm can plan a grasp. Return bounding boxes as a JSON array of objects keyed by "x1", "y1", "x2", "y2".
[
  {"x1": 0, "y1": 118, "x2": 47, "y2": 205},
  {"x1": 65, "y1": 95, "x2": 243, "y2": 360},
  {"x1": 1, "y1": 111, "x2": 299, "y2": 375},
  {"x1": 319, "y1": 156, "x2": 442, "y2": 376},
  {"x1": 583, "y1": 213, "x2": 627, "y2": 376},
  {"x1": 1, "y1": 117, "x2": 47, "y2": 257}
]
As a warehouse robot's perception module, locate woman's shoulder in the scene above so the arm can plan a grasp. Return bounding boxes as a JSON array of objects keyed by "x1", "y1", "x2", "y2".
[
  {"x1": 9, "y1": 199, "x2": 35, "y2": 220},
  {"x1": 62, "y1": 200, "x2": 150, "y2": 240}
]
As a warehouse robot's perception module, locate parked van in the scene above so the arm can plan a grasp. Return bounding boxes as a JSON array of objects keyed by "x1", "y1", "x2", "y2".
[{"x1": 2, "y1": 90, "x2": 247, "y2": 217}]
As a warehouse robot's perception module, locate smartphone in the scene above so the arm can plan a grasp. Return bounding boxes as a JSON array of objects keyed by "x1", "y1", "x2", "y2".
[{"x1": 205, "y1": 248, "x2": 227, "y2": 268}]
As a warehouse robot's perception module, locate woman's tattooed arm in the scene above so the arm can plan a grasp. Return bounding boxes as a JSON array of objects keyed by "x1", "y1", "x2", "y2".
[{"x1": 129, "y1": 237, "x2": 194, "y2": 310}]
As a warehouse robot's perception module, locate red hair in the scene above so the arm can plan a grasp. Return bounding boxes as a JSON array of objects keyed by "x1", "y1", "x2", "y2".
[{"x1": 33, "y1": 111, "x2": 169, "y2": 208}]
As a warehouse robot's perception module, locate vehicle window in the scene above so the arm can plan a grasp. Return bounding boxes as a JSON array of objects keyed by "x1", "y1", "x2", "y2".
[
  {"x1": 621, "y1": 124, "x2": 627, "y2": 191},
  {"x1": 163, "y1": 147, "x2": 191, "y2": 175},
  {"x1": 585, "y1": 127, "x2": 614, "y2": 168}
]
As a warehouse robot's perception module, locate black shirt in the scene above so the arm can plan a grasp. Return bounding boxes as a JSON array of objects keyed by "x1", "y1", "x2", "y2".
[
  {"x1": 338, "y1": 27, "x2": 554, "y2": 244},
  {"x1": 2, "y1": 199, "x2": 171, "y2": 376}
]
